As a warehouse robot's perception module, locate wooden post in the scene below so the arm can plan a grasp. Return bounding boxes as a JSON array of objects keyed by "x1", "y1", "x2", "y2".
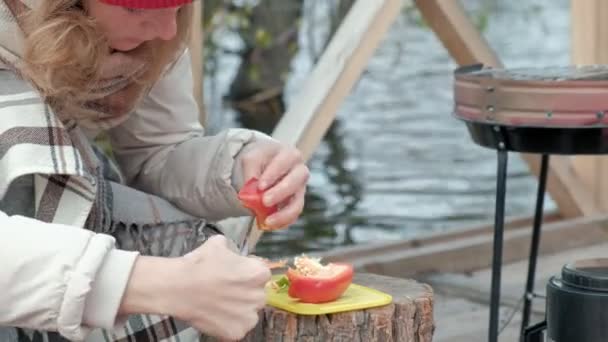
[
  {"x1": 189, "y1": 0, "x2": 206, "y2": 125},
  {"x1": 413, "y1": 0, "x2": 501, "y2": 68},
  {"x1": 272, "y1": 0, "x2": 403, "y2": 160},
  {"x1": 414, "y1": 0, "x2": 597, "y2": 218},
  {"x1": 570, "y1": 0, "x2": 608, "y2": 212},
  {"x1": 236, "y1": 273, "x2": 434, "y2": 342}
]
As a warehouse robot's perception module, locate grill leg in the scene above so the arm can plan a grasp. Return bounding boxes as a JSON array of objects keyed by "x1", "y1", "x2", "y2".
[
  {"x1": 520, "y1": 154, "x2": 550, "y2": 340},
  {"x1": 524, "y1": 320, "x2": 547, "y2": 342},
  {"x1": 489, "y1": 149, "x2": 508, "y2": 342}
]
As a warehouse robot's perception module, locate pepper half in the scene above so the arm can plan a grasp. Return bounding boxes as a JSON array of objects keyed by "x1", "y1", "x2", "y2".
[{"x1": 286, "y1": 256, "x2": 354, "y2": 303}]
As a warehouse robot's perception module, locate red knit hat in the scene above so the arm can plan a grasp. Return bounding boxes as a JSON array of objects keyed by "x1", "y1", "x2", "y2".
[{"x1": 100, "y1": 0, "x2": 193, "y2": 8}]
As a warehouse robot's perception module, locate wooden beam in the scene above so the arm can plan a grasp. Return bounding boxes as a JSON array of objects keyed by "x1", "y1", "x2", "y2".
[
  {"x1": 414, "y1": 0, "x2": 595, "y2": 218},
  {"x1": 414, "y1": 0, "x2": 501, "y2": 68},
  {"x1": 189, "y1": 0, "x2": 206, "y2": 125},
  {"x1": 319, "y1": 214, "x2": 608, "y2": 277},
  {"x1": 527, "y1": 155, "x2": 598, "y2": 217},
  {"x1": 570, "y1": 0, "x2": 608, "y2": 212},
  {"x1": 272, "y1": 0, "x2": 404, "y2": 159},
  {"x1": 571, "y1": 0, "x2": 608, "y2": 63},
  {"x1": 316, "y1": 211, "x2": 562, "y2": 263},
  {"x1": 232, "y1": 0, "x2": 404, "y2": 252}
]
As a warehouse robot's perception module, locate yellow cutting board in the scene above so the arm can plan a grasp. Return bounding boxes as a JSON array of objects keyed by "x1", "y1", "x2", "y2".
[{"x1": 266, "y1": 275, "x2": 393, "y2": 315}]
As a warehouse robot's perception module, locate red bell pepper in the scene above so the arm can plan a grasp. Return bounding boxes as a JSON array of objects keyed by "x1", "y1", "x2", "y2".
[
  {"x1": 238, "y1": 177, "x2": 279, "y2": 230},
  {"x1": 286, "y1": 256, "x2": 354, "y2": 303}
]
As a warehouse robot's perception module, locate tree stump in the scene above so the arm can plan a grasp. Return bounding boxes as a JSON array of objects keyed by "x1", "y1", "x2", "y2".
[{"x1": 241, "y1": 273, "x2": 434, "y2": 342}]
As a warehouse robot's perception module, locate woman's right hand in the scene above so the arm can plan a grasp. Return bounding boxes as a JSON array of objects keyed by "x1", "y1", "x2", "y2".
[
  {"x1": 176, "y1": 235, "x2": 271, "y2": 339},
  {"x1": 119, "y1": 235, "x2": 271, "y2": 340}
]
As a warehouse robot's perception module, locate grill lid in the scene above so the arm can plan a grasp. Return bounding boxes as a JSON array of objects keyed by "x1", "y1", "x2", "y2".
[{"x1": 453, "y1": 64, "x2": 608, "y2": 128}]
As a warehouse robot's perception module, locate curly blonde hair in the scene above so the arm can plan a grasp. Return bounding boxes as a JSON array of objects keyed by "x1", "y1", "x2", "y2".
[{"x1": 17, "y1": 0, "x2": 192, "y2": 119}]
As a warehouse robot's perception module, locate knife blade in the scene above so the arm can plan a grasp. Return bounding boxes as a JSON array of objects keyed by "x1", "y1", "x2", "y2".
[{"x1": 239, "y1": 216, "x2": 261, "y2": 256}]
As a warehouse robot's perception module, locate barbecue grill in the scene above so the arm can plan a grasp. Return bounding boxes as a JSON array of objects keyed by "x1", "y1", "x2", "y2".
[{"x1": 453, "y1": 63, "x2": 608, "y2": 342}]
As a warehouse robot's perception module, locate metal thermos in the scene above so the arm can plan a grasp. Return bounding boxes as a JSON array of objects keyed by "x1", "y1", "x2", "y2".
[{"x1": 525, "y1": 258, "x2": 608, "y2": 342}]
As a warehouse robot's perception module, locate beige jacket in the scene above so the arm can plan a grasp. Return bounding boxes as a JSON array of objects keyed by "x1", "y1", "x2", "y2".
[{"x1": 0, "y1": 2, "x2": 266, "y2": 340}]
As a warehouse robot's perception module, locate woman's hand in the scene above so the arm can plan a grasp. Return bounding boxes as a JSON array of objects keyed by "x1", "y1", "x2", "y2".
[
  {"x1": 237, "y1": 139, "x2": 310, "y2": 230},
  {"x1": 120, "y1": 235, "x2": 271, "y2": 340}
]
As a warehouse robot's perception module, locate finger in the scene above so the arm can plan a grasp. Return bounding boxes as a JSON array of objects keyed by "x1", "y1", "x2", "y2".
[
  {"x1": 240, "y1": 152, "x2": 264, "y2": 184},
  {"x1": 240, "y1": 144, "x2": 279, "y2": 183},
  {"x1": 260, "y1": 266, "x2": 272, "y2": 284},
  {"x1": 247, "y1": 260, "x2": 272, "y2": 285},
  {"x1": 251, "y1": 290, "x2": 267, "y2": 310},
  {"x1": 263, "y1": 163, "x2": 309, "y2": 207},
  {"x1": 258, "y1": 147, "x2": 304, "y2": 191},
  {"x1": 231, "y1": 286, "x2": 267, "y2": 306},
  {"x1": 239, "y1": 287, "x2": 267, "y2": 304},
  {"x1": 265, "y1": 187, "x2": 306, "y2": 229}
]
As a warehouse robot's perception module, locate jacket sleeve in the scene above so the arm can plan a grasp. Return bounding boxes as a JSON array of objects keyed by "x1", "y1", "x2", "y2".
[
  {"x1": 0, "y1": 210, "x2": 139, "y2": 341},
  {"x1": 108, "y1": 50, "x2": 270, "y2": 221}
]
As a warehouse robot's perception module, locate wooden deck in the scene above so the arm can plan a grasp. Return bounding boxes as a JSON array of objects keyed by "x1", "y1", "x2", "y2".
[
  {"x1": 307, "y1": 218, "x2": 608, "y2": 341},
  {"x1": 422, "y1": 241, "x2": 608, "y2": 341},
  {"x1": 314, "y1": 214, "x2": 608, "y2": 340}
]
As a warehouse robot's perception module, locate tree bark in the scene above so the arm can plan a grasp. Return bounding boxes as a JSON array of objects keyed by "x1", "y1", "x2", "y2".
[{"x1": 207, "y1": 273, "x2": 434, "y2": 342}]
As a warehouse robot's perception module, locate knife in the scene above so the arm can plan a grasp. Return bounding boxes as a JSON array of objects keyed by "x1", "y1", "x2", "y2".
[{"x1": 239, "y1": 216, "x2": 262, "y2": 256}]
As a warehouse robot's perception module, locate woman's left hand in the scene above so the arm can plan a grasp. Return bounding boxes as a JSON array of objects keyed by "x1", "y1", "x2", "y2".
[{"x1": 238, "y1": 139, "x2": 310, "y2": 230}]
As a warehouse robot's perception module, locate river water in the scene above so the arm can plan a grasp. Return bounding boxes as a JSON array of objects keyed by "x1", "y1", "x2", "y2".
[{"x1": 205, "y1": 0, "x2": 570, "y2": 258}]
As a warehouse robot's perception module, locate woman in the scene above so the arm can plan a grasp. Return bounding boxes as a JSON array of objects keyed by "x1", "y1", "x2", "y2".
[{"x1": 0, "y1": 0, "x2": 309, "y2": 341}]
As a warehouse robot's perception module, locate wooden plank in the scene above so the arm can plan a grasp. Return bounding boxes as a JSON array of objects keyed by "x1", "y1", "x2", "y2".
[
  {"x1": 272, "y1": 0, "x2": 404, "y2": 159},
  {"x1": 393, "y1": 214, "x2": 608, "y2": 276},
  {"x1": 414, "y1": 0, "x2": 594, "y2": 218},
  {"x1": 571, "y1": 0, "x2": 608, "y2": 63},
  {"x1": 413, "y1": 0, "x2": 501, "y2": 68},
  {"x1": 316, "y1": 211, "x2": 561, "y2": 264},
  {"x1": 432, "y1": 294, "x2": 528, "y2": 342},
  {"x1": 526, "y1": 155, "x2": 598, "y2": 217},
  {"x1": 427, "y1": 242, "x2": 608, "y2": 311},
  {"x1": 235, "y1": 0, "x2": 404, "y2": 253},
  {"x1": 189, "y1": 0, "x2": 206, "y2": 124},
  {"x1": 340, "y1": 214, "x2": 608, "y2": 278},
  {"x1": 570, "y1": 0, "x2": 608, "y2": 212}
]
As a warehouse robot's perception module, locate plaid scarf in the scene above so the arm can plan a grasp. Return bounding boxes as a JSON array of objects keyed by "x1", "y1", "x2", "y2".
[
  {"x1": 0, "y1": 60, "x2": 221, "y2": 342},
  {"x1": 0, "y1": 0, "x2": 157, "y2": 131},
  {"x1": 0, "y1": 3, "x2": 223, "y2": 338}
]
